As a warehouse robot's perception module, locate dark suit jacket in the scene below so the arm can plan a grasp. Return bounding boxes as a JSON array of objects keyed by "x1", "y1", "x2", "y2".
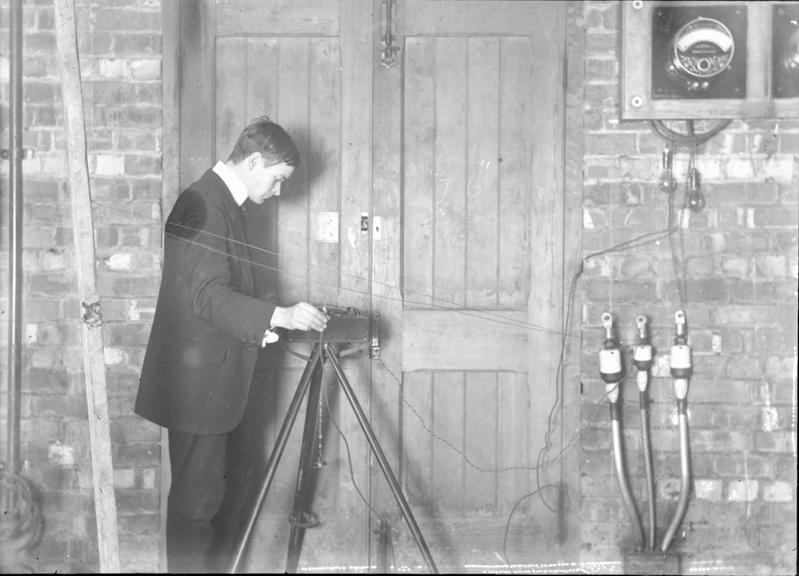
[{"x1": 135, "y1": 169, "x2": 277, "y2": 434}]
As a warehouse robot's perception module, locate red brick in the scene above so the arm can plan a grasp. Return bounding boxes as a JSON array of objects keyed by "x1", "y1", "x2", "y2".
[
  {"x1": 763, "y1": 482, "x2": 794, "y2": 502},
  {"x1": 752, "y1": 206, "x2": 799, "y2": 227},
  {"x1": 113, "y1": 33, "x2": 162, "y2": 55},
  {"x1": 754, "y1": 327, "x2": 798, "y2": 356},
  {"x1": 766, "y1": 356, "x2": 796, "y2": 382},
  {"x1": 114, "y1": 443, "x2": 161, "y2": 468},
  {"x1": 754, "y1": 430, "x2": 795, "y2": 452},
  {"x1": 125, "y1": 154, "x2": 162, "y2": 175},
  {"x1": 94, "y1": 8, "x2": 161, "y2": 32}
]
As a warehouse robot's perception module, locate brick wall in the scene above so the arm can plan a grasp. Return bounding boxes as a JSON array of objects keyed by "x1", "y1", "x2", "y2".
[
  {"x1": 1, "y1": 1, "x2": 796, "y2": 573},
  {"x1": 0, "y1": 0, "x2": 163, "y2": 571},
  {"x1": 578, "y1": 2, "x2": 797, "y2": 573}
]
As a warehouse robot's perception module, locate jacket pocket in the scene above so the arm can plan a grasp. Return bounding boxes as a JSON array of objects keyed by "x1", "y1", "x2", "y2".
[{"x1": 173, "y1": 337, "x2": 228, "y2": 368}]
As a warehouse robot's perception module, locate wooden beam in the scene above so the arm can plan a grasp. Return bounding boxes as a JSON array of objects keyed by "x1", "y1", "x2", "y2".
[
  {"x1": 160, "y1": 2, "x2": 182, "y2": 570},
  {"x1": 53, "y1": 0, "x2": 120, "y2": 572}
]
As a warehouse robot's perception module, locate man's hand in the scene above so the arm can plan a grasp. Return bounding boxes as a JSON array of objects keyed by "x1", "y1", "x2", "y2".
[{"x1": 270, "y1": 302, "x2": 328, "y2": 332}]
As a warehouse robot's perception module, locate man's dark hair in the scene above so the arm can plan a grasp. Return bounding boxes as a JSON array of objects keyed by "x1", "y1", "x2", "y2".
[{"x1": 228, "y1": 116, "x2": 300, "y2": 167}]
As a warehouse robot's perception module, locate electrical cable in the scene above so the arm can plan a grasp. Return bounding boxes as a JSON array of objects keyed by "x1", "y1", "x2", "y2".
[
  {"x1": 0, "y1": 469, "x2": 42, "y2": 572},
  {"x1": 531, "y1": 185, "x2": 683, "y2": 513},
  {"x1": 92, "y1": 201, "x2": 572, "y2": 339},
  {"x1": 90, "y1": 175, "x2": 688, "y2": 560},
  {"x1": 376, "y1": 358, "x2": 574, "y2": 474},
  {"x1": 534, "y1": 261, "x2": 580, "y2": 512},
  {"x1": 648, "y1": 118, "x2": 731, "y2": 147},
  {"x1": 672, "y1": 150, "x2": 691, "y2": 312},
  {"x1": 321, "y1": 377, "x2": 385, "y2": 524},
  {"x1": 499, "y1": 484, "x2": 562, "y2": 574}
]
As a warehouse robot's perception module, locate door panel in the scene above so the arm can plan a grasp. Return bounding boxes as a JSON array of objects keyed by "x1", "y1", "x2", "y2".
[
  {"x1": 391, "y1": 0, "x2": 569, "y2": 567},
  {"x1": 178, "y1": 1, "x2": 374, "y2": 571},
  {"x1": 212, "y1": 34, "x2": 343, "y2": 305},
  {"x1": 174, "y1": 0, "x2": 569, "y2": 570}
]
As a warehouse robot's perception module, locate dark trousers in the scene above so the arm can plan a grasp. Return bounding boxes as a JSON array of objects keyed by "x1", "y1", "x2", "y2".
[{"x1": 166, "y1": 371, "x2": 272, "y2": 573}]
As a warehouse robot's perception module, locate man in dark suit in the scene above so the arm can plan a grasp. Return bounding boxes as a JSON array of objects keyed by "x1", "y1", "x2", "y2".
[{"x1": 135, "y1": 117, "x2": 328, "y2": 573}]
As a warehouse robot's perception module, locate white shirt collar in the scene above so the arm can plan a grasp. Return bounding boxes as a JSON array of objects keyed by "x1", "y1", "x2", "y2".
[{"x1": 212, "y1": 161, "x2": 248, "y2": 206}]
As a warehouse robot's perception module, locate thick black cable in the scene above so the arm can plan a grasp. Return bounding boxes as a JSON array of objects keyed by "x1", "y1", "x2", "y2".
[
  {"x1": 531, "y1": 185, "x2": 682, "y2": 512},
  {"x1": 648, "y1": 118, "x2": 731, "y2": 147}
]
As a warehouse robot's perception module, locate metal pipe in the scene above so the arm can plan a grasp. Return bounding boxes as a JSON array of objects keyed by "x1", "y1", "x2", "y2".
[
  {"x1": 599, "y1": 313, "x2": 643, "y2": 551},
  {"x1": 610, "y1": 402, "x2": 645, "y2": 551},
  {"x1": 661, "y1": 310, "x2": 692, "y2": 552},
  {"x1": 639, "y1": 390, "x2": 656, "y2": 551},
  {"x1": 661, "y1": 399, "x2": 690, "y2": 552},
  {"x1": 633, "y1": 315, "x2": 656, "y2": 551},
  {"x1": 7, "y1": 0, "x2": 25, "y2": 475}
]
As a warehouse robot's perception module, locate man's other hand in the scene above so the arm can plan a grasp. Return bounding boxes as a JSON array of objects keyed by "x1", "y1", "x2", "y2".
[{"x1": 270, "y1": 303, "x2": 328, "y2": 332}]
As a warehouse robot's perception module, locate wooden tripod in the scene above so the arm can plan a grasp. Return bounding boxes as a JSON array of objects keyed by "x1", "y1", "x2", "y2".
[{"x1": 228, "y1": 342, "x2": 438, "y2": 574}]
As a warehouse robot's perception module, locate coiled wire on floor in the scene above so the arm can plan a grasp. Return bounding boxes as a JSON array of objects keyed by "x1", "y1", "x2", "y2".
[{"x1": 0, "y1": 469, "x2": 42, "y2": 574}]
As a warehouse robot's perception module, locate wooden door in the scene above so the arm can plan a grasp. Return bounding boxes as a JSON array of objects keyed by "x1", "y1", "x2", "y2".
[
  {"x1": 370, "y1": 1, "x2": 573, "y2": 570},
  {"x1": 171, "y1": 0, "x2": 571, "y2": 571},
  {"x1": 174, "y1": 0, "x2": 377, "y2": 570}
]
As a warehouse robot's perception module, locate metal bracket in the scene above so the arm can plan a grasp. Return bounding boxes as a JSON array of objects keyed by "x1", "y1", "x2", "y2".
[
  {"x1": 1, "y1": 148, "x2": 36, "y2": 160},
  {"x1": 380, "y1": 0, "x2": 400, "y2": 69}
]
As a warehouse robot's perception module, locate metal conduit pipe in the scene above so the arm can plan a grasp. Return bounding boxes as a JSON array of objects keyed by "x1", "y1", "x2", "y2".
[
  {"x1": 639, "y1": 392, "x2": 656, "y2": 551},
  {"x1": 662, "y1": 399, "x2": 691, "y2": 552},
  {"x1": 599, "y1": 313, "x2": 644, "y2": 551},
  {"x1": 661, "y1": 310, "x2": 693, "y2": 552},
  {"x1": 6, "y1": 0, "x2": 24, "y2": 476},
  {"x1": 633, "y1": 315, "x2": 656, "y2": 551},
  {"x1": 610, "y1": 402, "x2": 645, "y2": 551},
  {"x1": 0, "y1": 3, "x2": 43, "y2": 569}
]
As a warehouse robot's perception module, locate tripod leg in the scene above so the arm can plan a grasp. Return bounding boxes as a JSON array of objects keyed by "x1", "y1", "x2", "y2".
[
  {"x1": 228, "y1": 344, "x2": 322, "y2": 573},
  {"x1": 324, "y1": 344, "x2": 439, "y2": 574},
  {"x1": 285, "y1": 348, "x2": 325, "y2": 572}
]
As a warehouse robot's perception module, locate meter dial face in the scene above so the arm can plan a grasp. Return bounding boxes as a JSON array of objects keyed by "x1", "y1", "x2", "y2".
[
  {"x1": 672, "y1": 17, "x2": 736, "y2": 79},
  {"x1": 651, "y1": 4, "x2": 746, "y2": 99}
]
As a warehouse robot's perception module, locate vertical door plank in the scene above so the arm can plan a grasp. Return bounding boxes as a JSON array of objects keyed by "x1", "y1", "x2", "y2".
[
  {"x1": 465, "y1": 38, "x2": 500, "y2": 308},
  {"x1": 497, "y1": 371, "x2": 532, "y2": 511},
  {"x1": 308, "y1": 38, "x2": 341, "y2": 304},
  {"x1": 179, "y1": 0, "x2": 215, "y2": 187},
  {"x1": 464, "y1": 372, "x2": 498, "y2": 511},
  {"x1": 403, "y1": 37, "x2": 436, "y2": 308},
  {"x1": 215, "y1": 38, "x2": 247, "y2": 162},
  {"x1": 276, "y1": 38, "x2": 311, "y2": 302},
  {"x1": 432, "y1": 372, "x2": 465, "y2": 512},
  {"x1": 434, "y1": 38, "x2": 468, "y2": 308},
  {"x1": 244, "y1": 39, "x2": 282, "y2": 469},
  {"x1": 247, "y1": 38, "x2": 279, "y2": 121},
  {"x1": 370, "y1": 0, "x2": 405, "y2": 525},
  {"x1": 402, "y1": 372, "x2": 434, "y2": 509},
  {"x1": 337, "y1": 0, "x2": 375, "y2": 558},
  {"x1": 527, "y1": 1, "x2": 566, "y2": 548},
  {"x1": 498, "y1": 38, "x2": 532, "y2": 309},
  {"x1": 340, "y1": 0, "x2": 373, "y2": 308},
  {"x1": 245, "y1": 38, "x2": 280, "y2": 301}
]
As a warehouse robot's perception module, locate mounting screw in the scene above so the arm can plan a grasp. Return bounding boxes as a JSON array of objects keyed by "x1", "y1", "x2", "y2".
[
  {"x1": 630, "y1": 95, "x2": 644, "y2": 108},
  {"x1": 632, "y1": 0, "x2": 644, "y2": 9}
]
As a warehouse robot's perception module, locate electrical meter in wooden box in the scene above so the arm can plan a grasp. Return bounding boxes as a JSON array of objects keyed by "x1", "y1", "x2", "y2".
[{"x1": 621, "y1": 1, "x2": 799, "y2": 119}]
